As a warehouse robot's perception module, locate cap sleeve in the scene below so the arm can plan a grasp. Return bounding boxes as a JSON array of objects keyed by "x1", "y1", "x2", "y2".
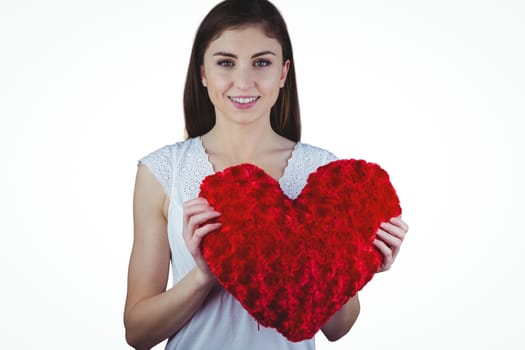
[{"x1": 139, "y1": 145, "x2": 175, "y2": 197}]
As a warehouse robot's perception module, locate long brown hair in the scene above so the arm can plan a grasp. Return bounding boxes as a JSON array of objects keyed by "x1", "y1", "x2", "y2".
[{"x1": 183, "y1": 0, "x2": 301, "y2": 142}]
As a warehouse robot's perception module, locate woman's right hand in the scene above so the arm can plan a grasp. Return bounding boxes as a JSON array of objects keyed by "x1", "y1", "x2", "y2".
[{"x1": 182, "y1": 197, "x2": 222, "y2": 282}]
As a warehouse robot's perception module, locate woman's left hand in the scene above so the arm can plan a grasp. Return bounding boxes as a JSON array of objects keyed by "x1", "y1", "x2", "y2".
[{"x1": 374, "y1": 216, "x2": 409, "y2": 272}]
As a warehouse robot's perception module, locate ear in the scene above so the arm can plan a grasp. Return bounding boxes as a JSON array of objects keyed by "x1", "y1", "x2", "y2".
[
  {"x1": 280, "y1": 59, "x2": 290, "y2": 88},
  {"x1": 200, "y1": 65, "x2": 207, "y2": 87}
]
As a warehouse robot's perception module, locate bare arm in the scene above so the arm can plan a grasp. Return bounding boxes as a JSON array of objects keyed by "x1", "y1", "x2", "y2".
[
  {"x1": 124, "y1": 165, "x2": 219, "y2": 349},
  {"x1": 321, "y1": 295, "x2": 360, "y2": 341}
]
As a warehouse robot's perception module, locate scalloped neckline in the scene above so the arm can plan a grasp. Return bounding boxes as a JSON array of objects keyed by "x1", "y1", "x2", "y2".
[{"x1": 196, "y1": 136, "x2": 300, "y2": 185}]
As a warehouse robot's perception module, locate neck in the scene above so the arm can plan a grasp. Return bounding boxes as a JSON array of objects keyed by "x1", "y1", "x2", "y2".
[{"x1": 201, "y1": 120, "x2": 282, "y2": 162}]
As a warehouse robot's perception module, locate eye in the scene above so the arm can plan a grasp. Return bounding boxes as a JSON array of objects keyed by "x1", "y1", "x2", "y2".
[
  {"x1": 254, "y1": 59, "x2": 271, "y2": 67},
  {"x1": 217, "y1": 60, "x2": 234, "y2": 67}
]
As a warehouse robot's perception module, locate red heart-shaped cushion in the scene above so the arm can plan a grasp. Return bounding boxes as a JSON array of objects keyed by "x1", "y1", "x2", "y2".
[{"x1": 199, "y1": 159, "x2": 401, "y2": 341}]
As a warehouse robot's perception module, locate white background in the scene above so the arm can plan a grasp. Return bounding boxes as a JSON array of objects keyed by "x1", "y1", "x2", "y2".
[{"x1": 1, "y1": 0, "x2": 524, "y2": 349}]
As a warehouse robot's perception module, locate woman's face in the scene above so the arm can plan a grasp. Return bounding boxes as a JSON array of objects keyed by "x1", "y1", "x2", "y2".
[{"x1": 201, "y1": 25, "x2": 290, "y2": 127}]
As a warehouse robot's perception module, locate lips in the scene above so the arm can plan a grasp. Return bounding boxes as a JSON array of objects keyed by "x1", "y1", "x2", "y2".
[
  {"x1": 228, "y1": 96, "x2": 260, "y2": 109},
  {"x1": 229, "y1": 96, "x2": 259, "y2": 104}
]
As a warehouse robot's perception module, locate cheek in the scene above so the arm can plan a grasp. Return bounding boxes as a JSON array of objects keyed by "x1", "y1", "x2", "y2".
[
  {"x1": 207, "y1": 73, "x2": 231, "y2": 96},
  {"x1": 256, "y1": 71, "x2": 282, "y2": 93}
]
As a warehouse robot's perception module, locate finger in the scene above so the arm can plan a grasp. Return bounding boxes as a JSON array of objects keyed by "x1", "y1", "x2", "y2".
[
  {"x1": 183, "y1": 199, "x2": 214, "y2": 216},
  {"x1": 183, "y1": 201, "x2": 219, "y2": 223},
  {"x1": 185, "y1": 197, "x2": 211, "y2": 207},
  {"x1": 390, "y1": 216, "x2": 409, "y2": 233},
  {"x1": 186, "y1": 211, "x2": 221, "y2": 235},
  {"x1": 373, "y1": 239, "x2": 393, "y2": 271},
  {"x1": 380, "y1": 222, "x2": 406, "y2": 241},
  {"x1": 184, "y1": 200, "x2": 215, "y2": 214},
  {"x1": 183, "y1": 204, "x2": 221, "y2": 237},
  {"x1": 375, "y1": 228, "x2": 402, "y2": 250},
  {"x1": 187, "y1": 223, "x2": 222, "y2": 254},
  {"x1": 194, "y1": 222, "x2": 222, "y2": 240},
  {"x1": 183, "y1": 210, "x2": 221, "y2": 242},
  {"x1": 188, "y1": 210, "x2": 221, "y2": 227}
]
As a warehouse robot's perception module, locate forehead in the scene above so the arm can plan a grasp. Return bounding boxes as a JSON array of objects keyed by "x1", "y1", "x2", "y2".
[{"x1": 206, "y1": 25, "x2": 282, "y2": 56}]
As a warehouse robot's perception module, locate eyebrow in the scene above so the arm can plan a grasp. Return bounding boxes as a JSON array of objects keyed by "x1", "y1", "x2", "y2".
[{"x1": 212, "y1": 50, "x2": 277, "y2": 59}]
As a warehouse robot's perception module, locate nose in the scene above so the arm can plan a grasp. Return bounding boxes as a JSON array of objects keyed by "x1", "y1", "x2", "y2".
[{"x1": 234, "y1": 65, "x2": 254, "y2": 90}]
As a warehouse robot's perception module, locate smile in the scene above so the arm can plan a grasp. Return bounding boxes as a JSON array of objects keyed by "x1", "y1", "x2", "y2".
[{"x1": 228, "y1": 96, "x2": 259, "y2": 104}]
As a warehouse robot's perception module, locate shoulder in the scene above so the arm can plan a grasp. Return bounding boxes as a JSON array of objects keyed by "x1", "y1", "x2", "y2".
[
  {"x1": 139, "y1": 139, "x2": 195, "y2": 164},
  {"x1": 295, "y1": 142, "x2": 338, "y2": 164},
  {"x1": 138, "y1": 138, "x2": 198, "y2": 197}
]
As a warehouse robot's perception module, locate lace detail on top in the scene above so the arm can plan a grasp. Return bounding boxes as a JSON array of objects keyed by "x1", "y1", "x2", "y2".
[
  {"x1": 139, "y1": 137, "x2": 338, "y2": 200},
  {"x1": 179, "y1": 138, "x2": 214, "y2": 202},
  {"x1": 138, "y1": 144, "x2": 175, "y2": 196},
  {"x1": 279, "y1": 143, "x2": 338, "y2": 199}
]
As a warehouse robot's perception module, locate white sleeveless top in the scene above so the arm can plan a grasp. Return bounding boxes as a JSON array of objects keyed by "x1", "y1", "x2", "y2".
[{"x1": 139, "y1": 137, "x2": 337, "y2": 350}]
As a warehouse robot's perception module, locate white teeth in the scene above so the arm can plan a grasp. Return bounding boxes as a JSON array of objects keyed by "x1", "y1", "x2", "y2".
[{"x1": 229, "y1": 96, "x2": 258, "y2": 104}]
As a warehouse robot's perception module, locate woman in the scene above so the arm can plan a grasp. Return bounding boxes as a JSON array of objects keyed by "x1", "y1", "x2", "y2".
[{"x1": 124, "y1": 0, "x2": 409, "y2": 349}]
